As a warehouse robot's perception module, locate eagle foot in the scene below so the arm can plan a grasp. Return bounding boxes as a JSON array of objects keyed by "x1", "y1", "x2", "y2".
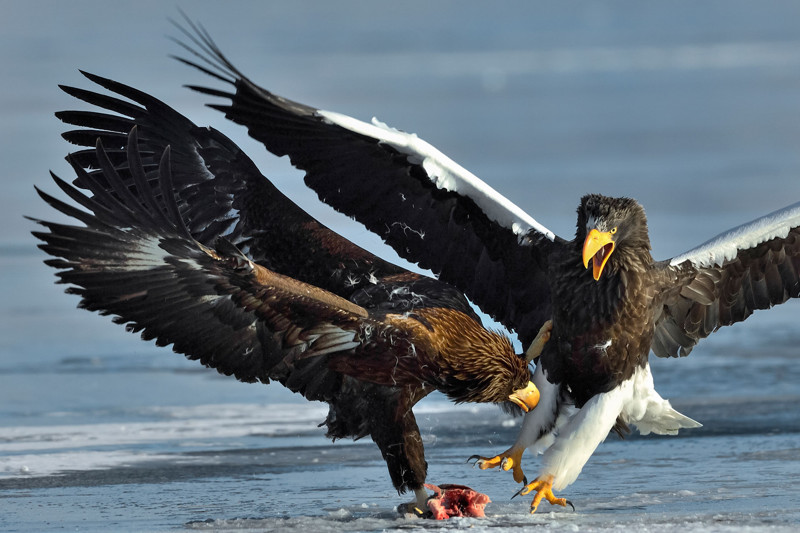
[
  {"x1": 467, "y1": 446, "x2": 526, "y2": 483},
  {"x1": 397, "y1": 486, "x2": 433, "y2": 518},
  {"x1": 397, "y1": 502, "x2": 432, "y2": 519},
  {"x1": 514, "y1": 475, "x2": 574, "y2": 514}
]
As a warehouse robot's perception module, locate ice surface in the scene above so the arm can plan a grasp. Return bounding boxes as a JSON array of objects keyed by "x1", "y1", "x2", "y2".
[{"x1": 0, "y1": 402, "x2": 491, "y2": 479}]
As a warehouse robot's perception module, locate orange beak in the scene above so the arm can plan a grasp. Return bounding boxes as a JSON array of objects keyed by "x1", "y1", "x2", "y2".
[
  {"x1": 508, "y1": 381, "x2": 540, "y2": 412},
  {"x1": 582, "y1": 229, "x2": 616, "y2": 281}
]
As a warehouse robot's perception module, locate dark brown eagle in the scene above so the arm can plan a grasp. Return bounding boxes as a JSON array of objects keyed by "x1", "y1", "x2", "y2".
[
  {"x1": 31, "y1": 73, "x2": 544, "y2": 513},
  {"x1": 172, "y1": 24, "x2": 800, "y2": 512}
]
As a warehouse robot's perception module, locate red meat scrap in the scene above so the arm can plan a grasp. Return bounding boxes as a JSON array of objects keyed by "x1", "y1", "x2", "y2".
[{"x1": 424, "y1": 483, "x2": 491, "y2": 520}]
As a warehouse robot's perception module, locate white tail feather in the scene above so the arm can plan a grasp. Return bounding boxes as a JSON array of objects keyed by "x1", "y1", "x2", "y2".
[
  {"x1": 634, "y1": 401, "x2": 702, "y2": 436},
  {"x1": 626, "y1": 363, "x2": 703, "y2": 436}
]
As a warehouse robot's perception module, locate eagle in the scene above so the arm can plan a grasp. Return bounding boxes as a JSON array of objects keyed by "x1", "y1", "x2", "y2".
[
  {"x1": 31, "y1": 73, "x2": 545, "y2": 514},
  {"x1": 172, "y1": 23, "x2": 800, "y2": 512}
]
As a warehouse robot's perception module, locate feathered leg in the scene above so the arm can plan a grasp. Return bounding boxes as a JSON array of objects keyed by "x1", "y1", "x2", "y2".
[
  {"x1": 518, "y1": 378, "x2": 631, "y2": 513},
  {"x1": 367, "y1": 395, "x2": 431, "y2": 515}
]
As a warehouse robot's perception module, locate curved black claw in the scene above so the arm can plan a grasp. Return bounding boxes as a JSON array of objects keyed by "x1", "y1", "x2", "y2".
[
  {"x1": 509, "y1": 487, "x2": 576, "y2": 512},
  {"x1": 466, "y1": 454, "x2": 481, "y2": 465}
]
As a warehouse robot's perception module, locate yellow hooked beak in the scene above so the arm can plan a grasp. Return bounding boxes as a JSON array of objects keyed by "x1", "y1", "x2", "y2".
[
  {"x1": 582, "y1": 228, "x2": 616, "y2": 281},
  {"x1": 508, "y1": 381, "x2": 540, "y2": 412}
]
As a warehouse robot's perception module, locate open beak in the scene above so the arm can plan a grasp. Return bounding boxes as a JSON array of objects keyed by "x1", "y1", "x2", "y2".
[
  {"x1": 508, "y1": 381, "x2": 540, "y2": 412},
  {"x1": 582, "y1": 229, "x2": 616, "y2": 281}
]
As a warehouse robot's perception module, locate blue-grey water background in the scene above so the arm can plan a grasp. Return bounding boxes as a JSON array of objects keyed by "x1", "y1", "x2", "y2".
[{"x1": 2, "y1": 1, "x2": 800, "y2": 531}]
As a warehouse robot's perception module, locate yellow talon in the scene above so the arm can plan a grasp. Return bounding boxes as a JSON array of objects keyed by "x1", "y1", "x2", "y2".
[
  {"x1": 468, "y1": 446, "x2": 526, "y2": 483},
  {"x1": 517, "y1": 475, "x2": 573, "y2": 513}
]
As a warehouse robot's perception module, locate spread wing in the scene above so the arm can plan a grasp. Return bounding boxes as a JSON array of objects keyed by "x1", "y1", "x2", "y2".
[
  {"x1": 30, "y1": 130, "x2": 411, "y2": 401},
  {"x1": 57, "y1": 71, "x2": 406, "y2": 299},
  {"x1": 653, "y1": 201, "x2": 800, "y2": 357},
  {"x1": 172, "y1": 22, "x2": 561, "y2": 348}
]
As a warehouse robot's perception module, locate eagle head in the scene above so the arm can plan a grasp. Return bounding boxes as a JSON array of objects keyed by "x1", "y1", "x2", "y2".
[{"x1": 577, "y1": 194, "x2": 651, "y2": 280}]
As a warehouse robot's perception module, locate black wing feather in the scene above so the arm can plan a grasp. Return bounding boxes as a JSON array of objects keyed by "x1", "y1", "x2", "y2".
[
  {"x1": 654, "y1": 229, "x2": 800, "y2": 357},
  {"x1": 55, "y1": 70, "x2": 407, "y2": 299},
  {"x1": 32, "y1": 133, "x2": 391, "y2": 403},
  {"x1": 175, "y1": 25, "x2": 556, "y2": 347}
]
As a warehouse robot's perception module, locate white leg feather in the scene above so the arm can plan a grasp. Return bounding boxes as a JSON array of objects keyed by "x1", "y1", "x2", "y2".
[
  {"x1": 515, "y1": 364, "x2": 703, "y2": 512},
  {"x1": 511, "y1": 365, "x2": 560, "y2": 451},
  {"x1": 537, "y1": 379, "x2": 631, "y2": 491}
]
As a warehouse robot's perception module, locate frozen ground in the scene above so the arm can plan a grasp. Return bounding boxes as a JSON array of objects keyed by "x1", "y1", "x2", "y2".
[
  {"x1": 2, "y1": 1, "x2": 800, "y2": 531},
  {"x1": 1, "y1": 393, "x2": 799, "y2": 532},
  {"x1": 2, "y1": 299, "x2": 799, "y2": 532}
]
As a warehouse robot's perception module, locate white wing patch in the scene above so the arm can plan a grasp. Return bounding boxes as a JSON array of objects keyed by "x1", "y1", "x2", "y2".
[
  {"x1": 317, "y1": 109, "x2": 555, "y2": 242},
  {"x1": 104, "y1": 234, "x2": 214, "y2": 277},
  {"x1": 106, "y1": 234, "x2": 168, "y2": 272},
  {"x1": 670, "y1": 200, "x2": 800, "y2": 268}
]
